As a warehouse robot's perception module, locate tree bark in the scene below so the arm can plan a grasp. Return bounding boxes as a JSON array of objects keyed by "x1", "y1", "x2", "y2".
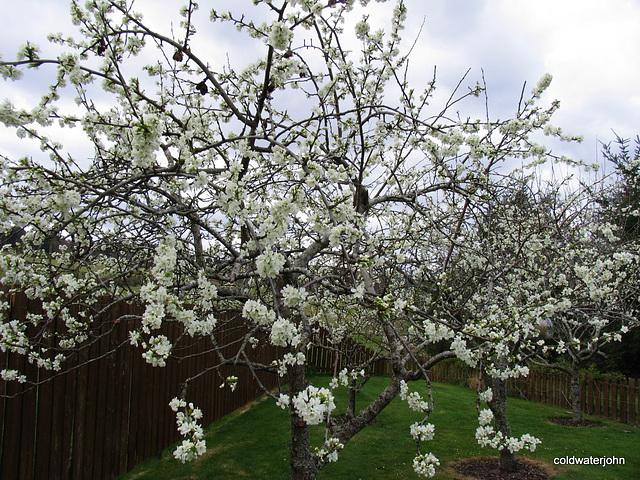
[
  {"x1": 570, "y1": 363, "x2": 583, "y2": 423},
  {"x1": 288, "y1": 362, "x2": 318, "y2": 480},
  {"x1": 345, "y1": 378, "x2": 357, "y2": 421},
  {"x1": 488, "y1": 375, "x2": 518, "y2": 473}
]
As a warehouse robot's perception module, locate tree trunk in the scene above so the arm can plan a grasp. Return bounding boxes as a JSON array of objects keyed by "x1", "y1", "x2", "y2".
[
  {"x1": 288, "y1": 362, "x2": 318, "y2": 480},
  {"x1": 570, "y1": 364, "x2": 583, "y2": 423},
  {"x1": 488, "y1": 375, "x2": 518, "y2": 473},
  {"x1": 346, "y1": 378, "x2": 357, "y2": 421}
]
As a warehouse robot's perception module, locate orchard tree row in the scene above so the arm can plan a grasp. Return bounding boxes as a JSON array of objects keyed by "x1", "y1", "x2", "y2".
[{"x1": 0, "y1": 1, "x2": 637, "y2": 478}]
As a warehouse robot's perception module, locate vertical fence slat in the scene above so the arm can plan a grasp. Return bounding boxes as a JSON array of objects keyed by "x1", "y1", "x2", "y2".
[
  {"x1": 603, "y1": 377, "x2": 610, "y2": 420},
  {"x1": 34, "y1": 366, "x2": 53, "y2": 479},
  {"x1": 611, "y1": 377, "x2": 618, "y2": 421},
  {"x1": 620, "y1": 379, "x2": 628, "y2": 424},
  {"x1": 594, "y1": 377, "x2": 601, "y2": 417},
  {"x1": 582, "y1": 376, "x2": 590, "y2": 415},
  {"x1": 1, "y1": 313, "x2": 27, "y2": 480},
  {"x1": 631, "y1": 379, "x2": 638, "y2": 426},
  {"x1": 20, "y1": 300, "x2": 39, "y2": 480}
]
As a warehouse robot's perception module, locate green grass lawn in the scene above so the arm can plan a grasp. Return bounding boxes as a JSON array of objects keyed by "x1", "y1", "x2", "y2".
[{"x1": 118, "y1": 376, "x2": 639, "y2": 479}]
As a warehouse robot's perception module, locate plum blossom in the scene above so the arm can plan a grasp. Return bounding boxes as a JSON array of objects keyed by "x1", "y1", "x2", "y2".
[
  {"x1": 270, "y1": 317, "x2": 301, "y2": 347},
  {"x1": 1, "y1": 369, "x2": 27, "y2": 383},
  {"x1": 282, "y1": 284, "x2": 309, "y2": 308},
  {"x1": 276, "y1": 393, "x2": 290, "y2": 409},
  {"x1": 169, "y1": 398, "x2": 206, "y2": 463},
  {"x1": 478, "y1": 409, "x2": 493, "y2": 426},
  {"x1": 242, "y1": 299, "x2": 276, "y2": 325},
  {"x1": 400, "y1": 380, "x2": 430, "y2": 412},
  {"x1": 267, "y1": 21, "x2": 292, "y2": 50},
  {"x1": 410, "y1": 422, "x2": 435, "y2": 442},
  {"x1": 412, "y1": 453, "x2": 440, "y2": 478},
  {"x1": 315, "y1": 437, "x2": 344, "y2": 464},
  {"x1": 220, "y1": 375, "x2": 238, "y2": 391},
  {"x1": 478, "y1": 388, "x2": 493, "y2": 403},
  {"x1": 256, "y1": 250, "x2": 286, "y2": 279},
  {"x1": 131, "y1": 114, "x2": 162, "y2": 169},
  {"x1": 292, "y1": 385, "x2": 335, "y2": 425},
  {"x1": 141, "y1": 335, "x2": 172, "y2": 367}
]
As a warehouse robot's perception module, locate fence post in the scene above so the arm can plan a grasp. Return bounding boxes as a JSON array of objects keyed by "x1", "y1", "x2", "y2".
[
  {"x1": 603, "y1": 377, "x2": 610, "y2": 420},
  {"x1": 631, "y1": 378, "x2": 638, "y2": 426},
  {"x1": 610, "y1": 377, "x2": 618, "y2": 421},
  {"x1": 620, "y1": 379, "x2": 628, "y2": 424},
  {"x1": 594, "y1": 376, "x2": 601, "y2": 417}
]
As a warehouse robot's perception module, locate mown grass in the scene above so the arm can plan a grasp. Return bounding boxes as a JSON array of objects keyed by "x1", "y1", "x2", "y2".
[{"x1": 118, "y1": 376, "x2": 640, "y2": 479}]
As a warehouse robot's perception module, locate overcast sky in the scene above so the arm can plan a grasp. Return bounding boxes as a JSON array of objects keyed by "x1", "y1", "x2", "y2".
[{"x1": 1, "y1": 0, "x2": 639, "y2": 177}]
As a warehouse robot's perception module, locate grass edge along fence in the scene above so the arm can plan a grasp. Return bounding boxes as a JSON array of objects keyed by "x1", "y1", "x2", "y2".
[
  {"x1": 428, "y1": 359, "x2": 640, "y2": 426},
  {"x1": 0, "y1": 291, "x2": 280, "y2": 480}
]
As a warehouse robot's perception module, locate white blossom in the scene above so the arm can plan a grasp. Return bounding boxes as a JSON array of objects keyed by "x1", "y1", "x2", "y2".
[
  {"x1": 292, "y1": 385, "x2": 335, "y2": 425},
  {"x1": 412, "y1": 453, "x2": 440, "y2": 478},
  {"x1": 410, "y1": 422, "x2": 435, "y2": 442},
  {"x1": 478, "y1": 409, "x2": 493, "y2": 426},
  {"x1": 142, "y1": 335, "x2": 172, "y2": 367},
  {"x1": 267, "y1": 21, "x2": 292, "y2": 50},
  {"x1": 256, "y1": 250, "x2": 286, "y2": 279},
  {"x1": 270, "y1": 317, "x2": 301, "y2": 347},
  {"x1": 242, "y1": 299, "x2": 276, "y2": 325},
  {"x1": 282, "y1": 284, "x2": 308, "y2": 308}
]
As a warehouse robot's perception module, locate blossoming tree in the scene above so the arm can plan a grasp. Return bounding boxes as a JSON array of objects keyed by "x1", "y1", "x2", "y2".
[
  {"x1": 533, "y1": 163, "x2": 640, "y2": 424},
  {"x1": 0, "y1": 0, "x2": 578, "y2": 478},
  {"x1": 418, "y1": 178, "x2": 565, "y2": 473}
]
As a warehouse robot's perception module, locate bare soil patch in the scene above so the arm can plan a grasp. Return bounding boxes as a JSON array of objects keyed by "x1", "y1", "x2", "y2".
[
  {"x1": 447, "y1": 457, "x2": 555, "y2": 480},
  {"x1": 548, "y1": 416, "x2": 601, "y2": 427}
]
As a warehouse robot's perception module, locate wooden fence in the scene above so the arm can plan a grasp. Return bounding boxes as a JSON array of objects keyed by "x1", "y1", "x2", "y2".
[
  {"x1": 306, "y1": 331, "x2": 389, "y2": 377},
  {"x1": 428, "y1": 360, "x2": 640, "y2": 426},
  {"x1": 0, "y1": 292, "x2": 280, "y2": 480}
]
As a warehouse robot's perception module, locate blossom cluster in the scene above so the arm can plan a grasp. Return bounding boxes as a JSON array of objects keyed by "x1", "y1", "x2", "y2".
[
  {"x1": 275, "y1": 351, "x2": 306, "y2": 376},
  {"x1": 485, "y1": 364, "x2": 529, "y2": 381},
  {"x1": 475, "y1": 390, "x2": 541, "y2": 453},
  {"x1": 410, "y1": 422, "x2": 435, "y2": 442},
  {"x1": 256, "y1": 250, "x2": 286, "y2": 279},
  {"x1": 400, "y1": 380, "x2": 430, "y2": 412},
  {"x1": 269, "y1": 317, "x2": 301, "y2": 347},
  {"x1": 131, "y1": 114, "x2": 162, "y2": 169},
  {"x1": 475, "y1": 426, "x2": 541, "y2": 453},
  {"x1": 169, "y1": 398, "x2": 206, "y2": 463},
  {"x1": 1, "y1": 368, "x2": 27, "y2": 383},
  {"x1": 242, "y1": 299, "x2": 276, "y2": 326},
  {"x1": 328, "y1": 368, "x2": 366, "y2": 390},
  {"x1": 220, "y1": 375, "x2": 238, "y2": 391},
  {"x1": 292, "y1": 385, "x2": 336, "y2": 425},
  {"x1": 141, "y1": 335, "x2": 172, "y2": 367},
  {"x1": 315, "y1": 437, "x2": 344, "y2": 464},
  {"x1": 412, "y1": 453, "x2": 440, "y2": 478},
  {"x1": 267, "y1": 21, "x2": 293, "y2": 50},
  {"x1": 276, "y1": 393, "x2": 290, "y2": 409},
  {"x1": 282, "y1": 284, "x2": 309, "y2": 308}
]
